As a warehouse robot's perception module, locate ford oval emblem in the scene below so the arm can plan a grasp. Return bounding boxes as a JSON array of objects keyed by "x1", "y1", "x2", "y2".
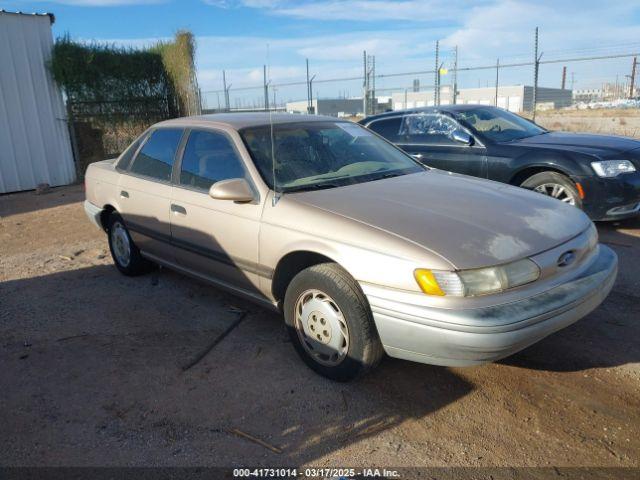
[{"x1": 557, "y1": 251, "x2": 576, "y2": 267}]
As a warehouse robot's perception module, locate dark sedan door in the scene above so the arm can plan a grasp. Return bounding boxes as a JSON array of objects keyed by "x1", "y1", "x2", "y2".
[{"x1": 368, "y1": 113, "x2": 487, "y2": 178}]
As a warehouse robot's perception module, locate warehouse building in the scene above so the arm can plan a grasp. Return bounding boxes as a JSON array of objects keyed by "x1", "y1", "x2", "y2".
[
  {"x1": 286, "y1": 98, "x2": 364, "y2": 117},
  {"x1": 0, "y1": 10, "x2": 76, "y2": 193},
  {"x1": 391, "y1": 85, "x2": 573, "y2": 113},
  {"x1": 286, "y1": 97, "x2": 392, "y2": 117}
]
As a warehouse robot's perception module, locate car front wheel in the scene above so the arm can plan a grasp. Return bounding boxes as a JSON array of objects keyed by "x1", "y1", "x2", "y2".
[
  {"x1": 283, "y1": 263, "x2": 384, "y2": 381},
  {"x1": 521, "y1": 171, "x2": 582, "y2": 209}
]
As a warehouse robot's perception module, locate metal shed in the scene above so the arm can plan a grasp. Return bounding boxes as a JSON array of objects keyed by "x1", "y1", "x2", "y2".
[{"x1": 0, "y1": 10, "x2": 76, "y2": 194}]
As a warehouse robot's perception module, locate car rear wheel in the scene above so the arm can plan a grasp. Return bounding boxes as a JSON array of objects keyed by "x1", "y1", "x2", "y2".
[
  {"x1": 107, "y1": 212, "x2": 152, "y2": 276},
  {"x1": 520, "y1": 171, "x2": 582, "y2": 209},
  {"x1": 283, "y1": 263, "x2": 384, "y2": 381}
]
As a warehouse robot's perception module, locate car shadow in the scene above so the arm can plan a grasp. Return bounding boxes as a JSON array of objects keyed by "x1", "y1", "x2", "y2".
[
  {"x1": 501, "y1": 216, "x2": 640, "y2": 372},
  {"x1": 0, "y1": 264, "x2": 474, "y2": 466}
]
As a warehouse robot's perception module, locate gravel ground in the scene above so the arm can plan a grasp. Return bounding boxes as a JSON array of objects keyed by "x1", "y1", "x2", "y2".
[{"x1": 0, "y1": 185, "x2": 639, "y2": 469}]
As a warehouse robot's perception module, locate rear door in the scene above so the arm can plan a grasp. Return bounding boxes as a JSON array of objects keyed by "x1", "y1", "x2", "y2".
[
  {"x1": 118, "y1": 128, "x2": 184, "y2": 261},
  {"x1": 169, "y1": 128, "x2": 263, "y2": 295}
]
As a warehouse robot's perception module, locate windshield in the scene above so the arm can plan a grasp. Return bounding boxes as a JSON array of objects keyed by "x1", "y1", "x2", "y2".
[
  {"x1": 240, "y1": 121, "x2": 424, "y2": 192},
  {"x1": 453, "y1": 107, "x2": 546, "y2": 142}
]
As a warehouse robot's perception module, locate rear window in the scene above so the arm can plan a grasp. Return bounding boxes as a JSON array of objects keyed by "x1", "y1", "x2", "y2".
[{"x1": 129, "y1": 129, "x2": 183, "y2": 182}]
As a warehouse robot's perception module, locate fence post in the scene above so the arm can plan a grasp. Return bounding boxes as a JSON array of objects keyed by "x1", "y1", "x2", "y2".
[
  {"x1": 630, "y1": 56, "x2": 637, "y2": 98},
  {"x1": 495, "y1": 58, "x2": 500, "y2": 106},
  {"x1": 222, "y1": 70, "x2": 229, "y2": 111},
  {"x1": 452, "y1": 46, "x2": 458, "y2": 105},
  {"x1": 263, "y1": 65, "x2": 269, "y2": 111},
  {"x1": 434, "y1": 40, "x2": 439, "y2": 106},
  {"x1": 532, "y1": 27, "x2": 540, "y2": 120},
  {"x1": 65, "y1": 102, "x2": 82, "y2": 181},
  {"x1": 362, "y1": 50, "x2": 368, "y2": 116}
]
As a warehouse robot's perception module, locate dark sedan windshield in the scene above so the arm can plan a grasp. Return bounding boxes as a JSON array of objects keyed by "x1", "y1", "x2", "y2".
[
  {"x1": 454, "y1": 107, "x2": 546, "y2": 142},
  {"x1": 240, "y1": 121, "x2": 423, "y2": 192}
]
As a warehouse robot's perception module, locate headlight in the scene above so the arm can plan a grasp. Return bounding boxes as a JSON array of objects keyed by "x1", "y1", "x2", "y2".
[
  {"x1": 415, "y1": 258, "x2": 540, "y2": 297},
  {"x1": 591, "y1": 160, "x2": 636, "y2": 178}
]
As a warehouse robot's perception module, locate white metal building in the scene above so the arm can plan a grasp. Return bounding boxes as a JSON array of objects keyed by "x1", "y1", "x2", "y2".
[{"x1": 0, "y1": 10, "x2": 75, "y2": 194}]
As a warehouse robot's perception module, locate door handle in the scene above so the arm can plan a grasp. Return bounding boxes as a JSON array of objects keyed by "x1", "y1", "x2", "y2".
[
  {"x1": 171, "y1": 204, "x2": 187, "y2": 215},
  {"x1": 411, "y1": 154, "x2": 423, "y2": 160},
  {"x1": 120, "y1": 190, "x2": 129, "y2": 198}
]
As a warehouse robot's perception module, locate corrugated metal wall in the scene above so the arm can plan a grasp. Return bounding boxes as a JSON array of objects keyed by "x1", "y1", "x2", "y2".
[{"x1": 0, "y1": 11, "x2": 76, "y2": 194}]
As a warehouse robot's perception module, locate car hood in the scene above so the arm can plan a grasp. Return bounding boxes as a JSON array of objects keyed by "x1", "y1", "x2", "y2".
[
  {"x1": 291, "y1": 170, "x2": 591, "y2": 270},
  {"x1": 506, "y1": 131, "x2": 640, "y2": 156}
]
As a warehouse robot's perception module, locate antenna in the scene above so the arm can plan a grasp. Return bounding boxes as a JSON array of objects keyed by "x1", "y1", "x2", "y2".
[{"x1": 267, "y1": 43, "x2": 280, "y2": 206}]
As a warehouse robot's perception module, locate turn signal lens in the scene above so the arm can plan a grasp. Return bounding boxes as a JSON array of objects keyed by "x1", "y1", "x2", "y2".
[{"x1": 414, "y1": 269, "x2": 445, "y2": 296}]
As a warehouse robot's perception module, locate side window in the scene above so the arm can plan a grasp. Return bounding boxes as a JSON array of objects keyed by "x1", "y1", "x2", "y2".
[
  {"x1": 129, "y1": 129, "x2": 183, "y2": 182},
  {"x1": 399, "y1": 113, "x2": 460, "y2": 145},
  {"x1": 179, "y1": 130, "x2": 246, "y2": 191},
  {"x1": 367, "y1": 117, "x2": 403, "y2": 143},
  {"x1": 116, "y1": 133, "x2": 146, "y2": 170}
]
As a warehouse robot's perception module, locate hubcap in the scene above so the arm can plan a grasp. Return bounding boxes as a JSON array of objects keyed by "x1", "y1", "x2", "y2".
[
  {"x1": 294, "y1": 289, "x2": 349, "y2": 366},
  {"x1": 111, "y1": 221, "x2": 131, "y2": 267},
  {"x1": 533, "y1": 183, "x2": 576, "y2": 205}
]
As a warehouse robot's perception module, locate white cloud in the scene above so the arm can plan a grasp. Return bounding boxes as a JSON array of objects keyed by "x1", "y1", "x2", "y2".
[
  {"x1": 204, "y1": 0, "x2": 477, "y2": 21},
  {"x1": 17, "y1": 0, "x2": 165, "y2": 6}
]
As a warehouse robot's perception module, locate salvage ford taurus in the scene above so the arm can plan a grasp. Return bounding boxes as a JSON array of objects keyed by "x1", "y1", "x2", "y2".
[
  {"x1": 84, "y1": 113, "x2": 618, "y2": 381},
  {"x1": 360, "y1": 105, "x2": 640, "y2": 221}
]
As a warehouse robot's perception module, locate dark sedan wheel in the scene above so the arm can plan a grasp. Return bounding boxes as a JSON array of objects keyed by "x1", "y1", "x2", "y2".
[{"x1": 521, "y1": 171, "x2": 582, "y2": 209}]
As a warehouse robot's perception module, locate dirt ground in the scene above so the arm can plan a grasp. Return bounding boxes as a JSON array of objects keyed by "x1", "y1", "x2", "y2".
[
  {"x1": 1, "y1": 185, "x2": 639, "y2": 471},
  {"x1": 535, "y1": 109, "x2": 640, "y2": 139}
]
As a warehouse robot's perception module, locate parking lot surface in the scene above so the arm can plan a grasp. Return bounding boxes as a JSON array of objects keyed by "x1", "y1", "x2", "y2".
[{"x1": 1, "y1": 185, "x2": 639, "y2": 467}]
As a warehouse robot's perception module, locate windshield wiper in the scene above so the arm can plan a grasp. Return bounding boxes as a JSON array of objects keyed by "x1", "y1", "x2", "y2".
[{"x1": 283, "y1": 183, "x2": 341, "y2": 193}]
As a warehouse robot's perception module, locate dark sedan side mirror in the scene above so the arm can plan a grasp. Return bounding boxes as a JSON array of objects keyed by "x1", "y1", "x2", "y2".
[
  {"x1": 451, "y1": 130, "x2": 474, "y2": 146},
  {"x1": 209, "y1": 178, "x2": 254, "y2": 203}
]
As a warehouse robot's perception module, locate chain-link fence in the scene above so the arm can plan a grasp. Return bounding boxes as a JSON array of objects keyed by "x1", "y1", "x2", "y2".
[{"x1": 199, "y1": 38, "x2": 639, "y2": 137}]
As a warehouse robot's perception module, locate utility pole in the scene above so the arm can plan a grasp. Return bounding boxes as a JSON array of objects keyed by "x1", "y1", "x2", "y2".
[
  {"x1": 434, "y1": 40, "x2": 440, "y2": 106},
  {"x1": 363, "y1": 50, "x2": 368, "y2": 117},
  {"x1": 263, "y1": 65, "x2": 269, "y2": 111},
  {"x1": 561, "y1": 66, "x2": 567, "y2": 90},
  {"x1": 452, "y1": 45, "x2": 458, "y2": 105},
  {"x1": 630, "y1": 56, "x2": 637, "y2": 98},
  {"x1": 532, "y1": 27, "x2": 542, "y2": 120},
  {"x1": 495, "y1": 58, "x2": 500, "y2": 107}
]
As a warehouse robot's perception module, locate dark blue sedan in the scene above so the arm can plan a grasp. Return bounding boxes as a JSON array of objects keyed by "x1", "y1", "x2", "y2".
[{"x1": 360, "y1": 105, "x2": 640, "y2": 221}]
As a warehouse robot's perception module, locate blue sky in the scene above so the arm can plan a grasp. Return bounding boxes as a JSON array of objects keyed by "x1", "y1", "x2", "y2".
[{"x1": 5, "y1": 0, "x2": 640, "y2": 108}]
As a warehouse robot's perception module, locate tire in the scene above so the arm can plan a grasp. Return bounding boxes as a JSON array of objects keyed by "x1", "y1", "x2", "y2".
[
  {"x1": 106, "y1": 212, "x2": 152, "y2": 276},
  {"x1": 520, "y1": 171, "x2": 582, "y2": 209},
  {"x1": 283, "y1": 263, "x2": 384, "y2": 381}
]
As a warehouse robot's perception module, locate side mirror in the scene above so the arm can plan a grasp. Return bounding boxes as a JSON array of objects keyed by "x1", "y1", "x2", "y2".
[
  {"x1": 451, "y1": 130, "x2": 473, "y2": 146},
  {"x1": 209, "y1": 178, "x2": 254, "y2": 203}
]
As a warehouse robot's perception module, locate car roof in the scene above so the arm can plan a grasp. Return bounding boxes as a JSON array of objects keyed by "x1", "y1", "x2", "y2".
[
  {"x1": 155, "y1": 112, "x2": 342, "y2": 130},
  {"x1": 360, "y1": 104, "x2": 499, "y2": 124}
]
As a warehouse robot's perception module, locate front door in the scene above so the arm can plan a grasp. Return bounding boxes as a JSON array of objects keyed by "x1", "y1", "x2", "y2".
[
  {"x1": 169, "y1": 128, "x2": 263, "y2": 295},
  {"x1": 398, "y1": 112, "x2": 487, "y2": 178},
  {"x1": 118, "y1": 128, "x2": 184, "y2": 261}
]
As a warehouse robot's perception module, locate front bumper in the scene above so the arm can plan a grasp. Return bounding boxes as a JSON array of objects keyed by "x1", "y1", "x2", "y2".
[
  {"x1": 579, "y1": 171, "x2": 640, "y2": 221},
  {"x1": 84, "y1": 200, "x2": 104, "y2": 230},
  {"x1": 361, "y1": 245, "x2": 617, "y2": 367}
]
